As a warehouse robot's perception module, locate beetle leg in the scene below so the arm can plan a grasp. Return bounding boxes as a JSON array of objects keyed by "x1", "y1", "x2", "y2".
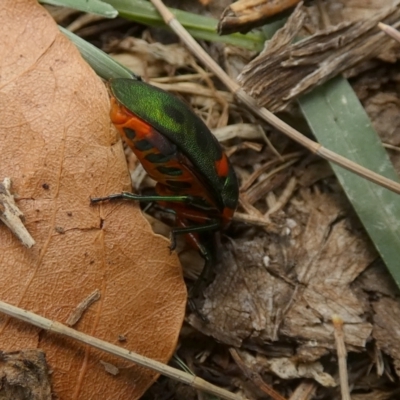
[
  {"x1": 169, "y1": 221, "x2": 220, "y2": 251},
  {"x1": 168, "y1": 230, "x2": 212, "y2": 257},
  {"x1": 169, "y1": 223, "x2": 219, "y2": 271},
  {"x1": 189, "y1": 240, "x2": 215, "y2": 309},
  {"x1": 91, "y1": 192, "x2": 194, "y2": 204},
  {"x1": 171, "y1": 221, "x2": 221, "y2": 236}
]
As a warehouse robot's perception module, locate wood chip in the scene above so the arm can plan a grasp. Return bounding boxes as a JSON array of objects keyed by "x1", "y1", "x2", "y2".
[
  {"x1": 66, "y1": 289, "x2": 101, "y2": 327},
  {"x1": 238, "y1": 2, "x2": 400, "y2": 112},
  {"x1": 218, "y1": 0, "x2": 301, "y2": 35},
  {"x1": 0, "y1": 350, "x2": 51, "y2": 399},
  {"x1": 0, "y1": 178, "x2": 35, "y2": 248}
]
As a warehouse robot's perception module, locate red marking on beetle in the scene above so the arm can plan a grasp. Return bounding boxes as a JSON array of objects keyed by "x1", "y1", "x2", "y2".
[
  {"x1": 110, "y1": 98, "x2": 217, "y2": 210},
  {"x1": 221, "y1": 206, "x2": 234, "y2": 225},
  {"x1": 110, "y1": 97, "x2": 129, "y2": 125},
  {"x1": 111, "y1": 100, "x2": 152, "y2": 141},
  {"x1": 214, "y1": 155, "x2": 229, "y2": 178}
]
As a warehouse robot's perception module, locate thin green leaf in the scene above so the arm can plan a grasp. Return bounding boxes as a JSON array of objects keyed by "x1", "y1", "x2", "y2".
[
  {"x1": 60, "y1": 26, "x2": 135, "y2": 80},
  {"x1": 106, "y1": 0, "x2": 265, "y2": 51},
  {"x1": 40, "y1": 0, "x2": 118, "y2": 17},
  {"x1": 299, "y1": 76, "x2": 400, "y2": 287}
]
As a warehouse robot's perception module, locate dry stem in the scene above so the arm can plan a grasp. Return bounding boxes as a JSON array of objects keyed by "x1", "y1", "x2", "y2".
[
  {"x1": 379, "y1": 22, "x2": 400, "y2": 44},
  {"x1": 332, "y1": 314, "x2": 351, "y2": 400},
  {"x1": 229, "y1": 348, "x2": 288, "y2": 400}
]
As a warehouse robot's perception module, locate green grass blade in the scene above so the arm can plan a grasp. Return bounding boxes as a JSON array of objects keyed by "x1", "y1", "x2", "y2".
[
  {"x1": 60, "y1": 27, "x2": 134, "y2": 80},
  {"x1": 40, "y1": 0, "x2": 118, "y2": 17},
  {"x1": 299, "y1": 76, "x2": 400, "y2": 287},
  {"x1": 106, "y1": 0, "x2": 265, "y2": 51}
]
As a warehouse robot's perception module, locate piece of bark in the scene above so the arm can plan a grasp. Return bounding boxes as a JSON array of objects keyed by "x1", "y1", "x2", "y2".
[
  {"x1": 232, "y1": 349, "x2": 336, "y2": 388},
  {"x1": 0, "y1": 178, "x2": 35, "y2": 248},
  {"x1": 190, "y1": 190, "x2": 375, "y2": 360},
  {"x1": 238, "y1": 1, "x2": 400, "y2": 112},
  {"x1": 66, "y1": 289, "x2": 101, "y2": 327},
  {"x1": 0, "y1": 350, "x2": 51, "y2": 400},
  {"x1": 372, "y1": 297, "x2": 400, "y2": 377},
  {"x1": 218, "y1": 0, "x2": 300, "y2": 35}
]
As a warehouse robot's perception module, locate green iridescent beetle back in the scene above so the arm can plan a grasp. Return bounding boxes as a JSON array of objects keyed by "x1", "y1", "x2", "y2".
[{"x1": 109, "y1": 78, "x2": 238, "y2": 212}]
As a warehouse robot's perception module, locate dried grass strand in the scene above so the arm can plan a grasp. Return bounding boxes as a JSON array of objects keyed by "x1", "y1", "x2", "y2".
[{"x1": 332, "y1": 314, "x2": 351, "y2": 400}]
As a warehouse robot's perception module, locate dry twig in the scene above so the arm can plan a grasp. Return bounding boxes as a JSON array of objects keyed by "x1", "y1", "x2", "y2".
[
  {"x1": 229, "y1": 348, "x2": 288, "y2": 400},
  {"x1": 244, "y1": 157, "x2": 297, "y2": 204},
  {"x1": 240, "y1": 151, "x2": 303, "y2": 192},
  {"x1": 332, "y1": 314, "x2": 351, "y2": 400},
  {"x1": 265, "y1": 176, "x2": 297, "y2": 216},
  {"x1": 66, "y1": 289, "x2": 101, "y2": 326},
  {"x1": 379, "y1": 22, "x2": 400, "y2": 44},
  {"x1": 0, "y1": 177, "x2": 35, "y2": 248},
  {"x1": 288, "y1": 380, "x2": 317, "y2": 400}
]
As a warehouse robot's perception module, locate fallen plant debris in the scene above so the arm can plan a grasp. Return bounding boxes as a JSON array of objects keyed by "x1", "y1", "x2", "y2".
[
  {"x1": 0, "y1": 178, "x2": 35, "y2": 248},
  {"x1": 238, "y1": 1, "x2": 400, "y2": 112},
  {"x1": 189, "y1": 190, "x2": 375, "y2": 354},
  {"x1": 65, "y1": 289, "x2": 101, "y2": 327},
  {"x1": 218, "y1": 0, "x2": 300, "y2": 35},
  {"x1": 0, "y1": 350, "x2": 51, "y2": 400},
  {"x1": 2, "y1": 0, "x2": 400, "y2": 398}
]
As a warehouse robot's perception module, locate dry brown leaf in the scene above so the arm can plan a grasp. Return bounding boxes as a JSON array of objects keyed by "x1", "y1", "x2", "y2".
[{"x1": 0, "y1": 1, "x2": 186, "y2": 398}]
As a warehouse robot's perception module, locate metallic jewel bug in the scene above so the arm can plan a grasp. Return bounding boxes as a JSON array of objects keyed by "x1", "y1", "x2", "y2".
[{"x1": 92, "y1": 78, "x2": 239, "y2": 263}]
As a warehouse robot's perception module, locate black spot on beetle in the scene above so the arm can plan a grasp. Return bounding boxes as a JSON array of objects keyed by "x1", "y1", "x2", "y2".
[
  {"x1": 157, "y1": 166, "x2": 183, "y2": 176},
  {"x1": 42, "y1": 183, "x2": 50, "y2": 190},
  {"x1": 163, "y1": 104, "x2": 185, "y2": 125},
  {"x1": 123, "y1": 127, "x2": 136, "y2": 140},
  {"x1": 134, "y1": 139, "x2": 153, "y2": 151},
  {"x1": 145, "y1": 153, "x2": 173, "y2": 163},
  {"x1": 166, "y1": 180, "x2": 192, "y2": 189}
]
